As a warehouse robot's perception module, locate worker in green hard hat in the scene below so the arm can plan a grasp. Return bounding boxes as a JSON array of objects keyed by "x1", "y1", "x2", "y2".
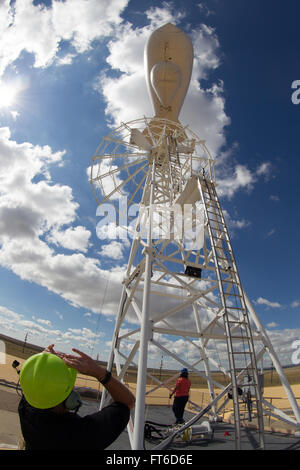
[{"x1": 18, "y1": 344, "x2": 135, "y2": 450}]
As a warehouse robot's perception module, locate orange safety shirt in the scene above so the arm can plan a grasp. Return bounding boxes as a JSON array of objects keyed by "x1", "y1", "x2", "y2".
[{"x1": 174, "y1": 377, "x2": 191, "y2": 397}]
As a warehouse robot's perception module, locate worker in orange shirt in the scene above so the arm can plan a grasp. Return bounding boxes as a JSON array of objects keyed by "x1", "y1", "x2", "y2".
[{"x1": 169, "y1": 368, "x2": 191, "y2": 424}]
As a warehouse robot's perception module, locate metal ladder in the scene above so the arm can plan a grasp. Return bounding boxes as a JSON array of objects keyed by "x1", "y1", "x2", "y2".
[{"x1": 198, "y1": 175, "x2": 265, "y2": 450}]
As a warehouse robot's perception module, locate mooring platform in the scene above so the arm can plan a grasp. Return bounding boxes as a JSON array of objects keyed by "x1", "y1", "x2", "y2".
[{"x1": 79, "y1": 401, "x2": 300, "y2": 451}]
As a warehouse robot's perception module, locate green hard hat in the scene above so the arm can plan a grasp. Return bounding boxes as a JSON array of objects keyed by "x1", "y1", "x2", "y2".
[{"x1": 20, "y1": 352, "x2": 77, "y2": 409}]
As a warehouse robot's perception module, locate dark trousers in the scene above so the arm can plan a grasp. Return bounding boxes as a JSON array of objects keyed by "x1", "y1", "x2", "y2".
[{"x1": 172, "y1": 396, "x2": 189, "y2": 422}]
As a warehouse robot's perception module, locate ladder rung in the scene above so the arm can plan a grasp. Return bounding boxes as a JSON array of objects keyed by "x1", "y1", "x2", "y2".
[
  {"x1": 231, "y1": 336, "x2": 251, "y2": 340},
  {"x1": 208, "y1": 218, "x2": 225, "y2": 226},
  {"x1": 220, "y1": 270, "x2": 237, "y2": 277},
  {"x1": 220, "y1": 269, "x2": 237, "y2": 276},
  {"x1": 239, "y1": 383, "x2": 258, "y2": 387},
  {"x1": 203, "y1": 197, "x2": 215, "y2": 204},
  {"x1": 212, "y1": 232, "x2": 227, "y2": 242},
  {"x1": 212, "y1": 233, "x2": 227, "y2": 240},
  {"x1": 204, "y1": 199, "x2": 216, "y2": 205},
  {"x1": 204, "y1": 205, "x2": 219, "y2": 212},
  {"x1": 211, "y1": 225, "x2": 226, "y2": 233},
  {"x1": 225, "y1": 306, "x2": 245, "y2": 310},
  {"x1": 226, "y1": 313, "x2": 245, "y2": 318},
  {"x1": 217, "y1": 255, "x2": 233, "y2": 262},
  {"x1": 231, "y1": 351, "x2": 253, "y2": 355},
  {"x1": 226, "y1": 327, "x2": 248, "y2": 332},
  {"x1": 214, "y1": 248, "x2": 233, "y2": 255},
  {"x1": 227, "y1": 320, "x2": 248, "y2": 325},
  {"x1": 215, "y1": 246, "x2": 230, "y2": 253},
  {"x1": 222, "y1": 280, "x2": 241, "y2": 285},
  {"x1": 204, "y1": 203, "x2": 219, "y2": 211},
  {"x1": 206, "y1": 207, "x2": 221, "y2": 214},
  {"x1": 217, "y1": 245, "x2": 233, "y2": 253},
  {"x1": 201, "y1": 188, "x2": 213, "y2": 196},
  {"x1": 209, "y1": 221, "x2": 225, "y2": 229}
]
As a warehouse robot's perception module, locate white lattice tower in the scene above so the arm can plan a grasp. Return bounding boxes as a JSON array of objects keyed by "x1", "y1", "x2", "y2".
[{"x1": 90, "y1": 24, "x2": 300, "y2": 450}]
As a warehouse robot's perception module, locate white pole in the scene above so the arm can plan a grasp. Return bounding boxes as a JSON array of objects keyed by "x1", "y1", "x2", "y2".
[
  {"x1": 99, "y1": 172, "x2": 152, "y2": 412},
  {"x1": 243, "y1": 289, "x2": 300, "y2": 425},
  {"x1": 99, "y1": 285, "x2": 128, "y2": 410},
  {"x1": 132, "y1": 163, "x2": 156, "y2": 450}
]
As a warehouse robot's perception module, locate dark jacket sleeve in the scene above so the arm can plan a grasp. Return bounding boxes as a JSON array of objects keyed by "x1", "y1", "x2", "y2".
[{"x1": 78, "y1": 402, "x2": 130, "y2": 450}]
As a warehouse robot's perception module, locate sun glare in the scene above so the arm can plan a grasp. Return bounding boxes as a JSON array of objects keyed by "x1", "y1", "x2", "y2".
[{"x1": 0, "y1": 83, "x2": 18, "y2": 108}]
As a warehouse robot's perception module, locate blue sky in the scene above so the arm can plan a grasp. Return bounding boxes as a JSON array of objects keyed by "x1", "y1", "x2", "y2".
[{"x1": 0, "y1": 0, "x2": 299, "y2": 367}]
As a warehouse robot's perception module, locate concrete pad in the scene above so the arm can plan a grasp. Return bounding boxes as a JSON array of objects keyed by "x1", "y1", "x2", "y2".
[{"x1": 0, "y1": 409, "x2": 21, "y2": 448}]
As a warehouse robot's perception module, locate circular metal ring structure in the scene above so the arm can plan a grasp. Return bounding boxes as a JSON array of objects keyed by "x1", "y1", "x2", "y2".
[{"x1": 90, "y1": 116, "x2": 215, "y2": 213}]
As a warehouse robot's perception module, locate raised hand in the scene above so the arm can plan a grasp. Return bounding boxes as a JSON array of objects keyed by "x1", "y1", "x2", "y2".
[{"x1": 57, "y1": 348, "x2": 106, "y2": 379}]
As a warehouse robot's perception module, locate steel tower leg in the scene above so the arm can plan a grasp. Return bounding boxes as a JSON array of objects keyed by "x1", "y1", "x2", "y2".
[
  {"x1": 133, "y1": 163, "x2": 156, "y2": 450},
  {"x1": 244, "y1": 291, "x2": 300, "y2": 426}
]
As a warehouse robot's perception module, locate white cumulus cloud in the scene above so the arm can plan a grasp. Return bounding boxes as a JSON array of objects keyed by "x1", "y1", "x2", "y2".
[
  {"x1": 256, "y1": 297, "x2": 282, "y2": 309},
  {"x1": 47, "y1": 226, "x2": 91, "y2": 253},
  {"x1": 0, "y1": 0, "x2": 129, "y2": 77}
]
